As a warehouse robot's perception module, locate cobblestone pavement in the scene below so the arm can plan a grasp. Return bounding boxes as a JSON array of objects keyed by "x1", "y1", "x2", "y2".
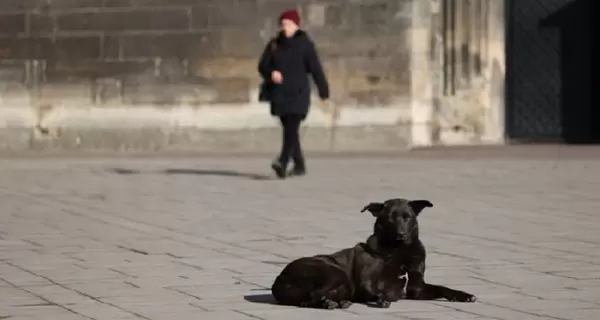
[{"x1": 1, "y1": 147, "x2": 600, "y2": 320}]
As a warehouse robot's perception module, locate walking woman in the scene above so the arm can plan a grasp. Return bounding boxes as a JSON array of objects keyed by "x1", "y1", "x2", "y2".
[{"x1": 258, "y1": 9, "x2": 330, "y2": 179}]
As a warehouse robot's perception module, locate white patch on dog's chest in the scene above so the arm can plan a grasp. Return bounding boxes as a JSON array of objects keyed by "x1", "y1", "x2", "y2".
[{"x1": 398, "y1": 272, "x2": 409, "y2": 292}]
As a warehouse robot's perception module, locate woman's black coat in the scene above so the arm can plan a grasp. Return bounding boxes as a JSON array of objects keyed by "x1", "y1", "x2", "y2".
[{"x1": 258, "y1": 30, "x2": 329, "y2": 118}]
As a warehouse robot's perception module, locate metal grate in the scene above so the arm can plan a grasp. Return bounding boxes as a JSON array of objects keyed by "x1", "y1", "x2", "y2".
[{"x1": 506, "y1": 0, "x2": 574, "y2": 140}]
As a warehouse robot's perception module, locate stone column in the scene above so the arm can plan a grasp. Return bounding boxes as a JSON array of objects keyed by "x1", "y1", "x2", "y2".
[
  {"x1": 481, "y1": 0, "x2": 506, "y2": 143},
  {"x1": 409, "y1": 0, "x2": 437, "y2": 147}
]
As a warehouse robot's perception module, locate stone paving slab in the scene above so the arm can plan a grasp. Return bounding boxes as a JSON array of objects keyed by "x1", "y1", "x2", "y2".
[{"x1": 1, "y1": 148, "x2": 600, "y2": 319}]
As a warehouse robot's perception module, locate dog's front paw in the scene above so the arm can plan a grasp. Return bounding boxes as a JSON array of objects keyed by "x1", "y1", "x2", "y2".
[
  {"x1": 321, "y1": 299, "x2": 339, "y2": 310},
  {"x1": 339, "y1": 300, "x2": 353, "y2": 309},
  {"x1": 375, "y1": 299, "x2": 391, "y2": 308},
  {"x1": 450, "y1": 291, "x2": 477, "y2": 303}
]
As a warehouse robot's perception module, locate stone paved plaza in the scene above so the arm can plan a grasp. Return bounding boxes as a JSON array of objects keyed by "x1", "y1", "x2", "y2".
[{"x1": 1, "y1": 146, "x2": 600, "y2": 320}]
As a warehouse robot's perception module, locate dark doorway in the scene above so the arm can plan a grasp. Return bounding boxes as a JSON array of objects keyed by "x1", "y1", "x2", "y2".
[
  {"x1": 540, "y1": 0, "x2": 597, "y2": 143},
  {"x1": 506, "y1": 0, "x2": 597, "y2": 143},
  {"x1": 506, "y1": 0, "x2": 567, "y2": 141}
]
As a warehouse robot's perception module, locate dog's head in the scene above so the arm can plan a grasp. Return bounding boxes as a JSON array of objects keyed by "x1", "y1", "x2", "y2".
[{"x1": 361, "y1": 198, "x2": 433, "y2": 245}]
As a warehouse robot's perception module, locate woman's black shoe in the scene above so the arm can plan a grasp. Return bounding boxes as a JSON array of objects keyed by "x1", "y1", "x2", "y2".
[
  {"x1": 288, "y1": 167, "x2": 306, "y2": 177},
  {"x1": 271, "y1": 160, "x2": 287, "y2": 179}
]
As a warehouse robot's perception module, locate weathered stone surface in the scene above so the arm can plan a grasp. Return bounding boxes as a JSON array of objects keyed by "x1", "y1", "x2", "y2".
[
  {"x1": 256, "y1": 0, "x2": 298, "y2": 26},
  {"x1": 45, "y1": 60, "x2": 154, "y2": 78},
  {"x1": 429, "y1": 0, "x2": 506, "y2": 145},
  {"x1": 0, "y1": 36, "x2": 101, "y2": 60},
  {"x1": 0, "y1": 61, "x2": 26, "y2": 82},
  {"x1": 20, "y1": 124, "x2": 410, "y2": 152},
  {"x1": 118, "y1": 75, "x2": 224, "y2": 106},
  {"x1": 312, "y1": 32, "x2": 409, "y2": 57},
  {"x1": 0, "y1": 128, "x2": 31, "y2": 150},
  {"x1": 0, "y1": 0, "x2": 507, "y2": 151},
  {"x1": 0, "y1": 0, "x2": 44, "y2": 10},
  {"x1": 330, "y1": 125, "x2": 410, "y2": 150},
  {"x1": 0, "y1": 0, "x2": 416, "y2": 112},
  {"x1": 210, "y1": 78, "x2": 252, "y2": 103},
  {"x1": 46, "y1": 0, "x2": 106, "y2": 8},
  {"x1": 323, "y1": 2, "x2": 343, "y2": 27},
  {"x1": 190, "y1": 3, "x2": 211, "y2": 29},
  {"x1": 122, "y1": 85, "x2": 212, "y2": 106},
  {"x1": 40, "y1": 81, "x2": 95, "y2": 103},
  {"x1": 106, "y1": 33, "x2": 213, "y2": 60},
  {"x1": 192, "y1": 57, "x2": 257, "y2": 79},
  {"x1": 348, "y1": 90, "x2": 400, "y2": 106},
  {"x1": 352, "y1": 1, "x2": 396, "y2": 27},
  {"x1": 30, "y1": 13, "x2": 55, "y2": 34},
  {"x1": 103, "y1": 0, "x2": 216, "y2": 7},
  {"x1": 56, "y1": 8, "x2": 190, "y2": 31},
  {"x1": 0, "y1": 13, "x2": 26, "y2": 35},
  {"x1": 0, "y1": 83, "x2": 30, "y2": 105},
  {"x1": 338, "y1": 55, "x2": 411, "y2": 106},
  {"x1": 211, "y1": 27, "x2": 264, "y2": 57},
  {"x1": 93, "y1": 78, "x2": 123, "y2": 104},
  {"x1": 192, "y1": 0, "x2": 261, "y2": 28}
]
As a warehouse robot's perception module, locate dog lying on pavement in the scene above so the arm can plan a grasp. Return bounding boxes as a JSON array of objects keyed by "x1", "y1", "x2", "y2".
[
  {"x1": 361, "y1": 198, "x2": 477, "y2": 303},
  {"x1": 271, "y1": 247, "x2": 409, "y2": 309},
  {"x1": 271, "y1": 198, "x2": 433, "y2": 309}
]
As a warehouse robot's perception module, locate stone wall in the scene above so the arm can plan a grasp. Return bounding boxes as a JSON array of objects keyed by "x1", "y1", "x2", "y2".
[
  {"x1": 423, "y1": 0, "x2": 506, "y2": 146},
  {"x1": 0, "y1": 0, "x2": 504, "y2": 152}
]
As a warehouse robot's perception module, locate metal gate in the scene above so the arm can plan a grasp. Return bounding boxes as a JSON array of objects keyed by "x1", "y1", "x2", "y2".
[{"x1": 506, "y1": 0, "x2": 573, "y2": 140}]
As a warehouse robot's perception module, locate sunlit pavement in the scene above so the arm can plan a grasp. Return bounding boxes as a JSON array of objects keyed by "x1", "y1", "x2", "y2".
[{"x1": 1, "y1": 147, "x2": 599, "y2": 319}]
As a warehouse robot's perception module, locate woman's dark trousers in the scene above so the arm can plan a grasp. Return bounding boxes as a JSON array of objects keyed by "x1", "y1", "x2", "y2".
[{"x1": 277, "y1": 114, "x2": 305, "y2": 171}]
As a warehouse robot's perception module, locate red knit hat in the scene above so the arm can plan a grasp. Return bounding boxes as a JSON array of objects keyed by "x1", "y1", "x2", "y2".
[{"x1": 279, "y1": 9, "x2": 301, "y2": 26}]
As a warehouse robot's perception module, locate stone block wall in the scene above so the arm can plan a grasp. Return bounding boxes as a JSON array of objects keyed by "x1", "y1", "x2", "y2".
[
  {"x1": 428, "y1": 0, "x2": 506, "y2": 145},
  {"x1": 0, "y1": 0, "x2": 505, "y2": 152}
]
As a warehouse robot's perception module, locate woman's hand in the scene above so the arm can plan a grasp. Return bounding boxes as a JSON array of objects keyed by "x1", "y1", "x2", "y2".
[{"x1": 271, "y1": 71, "x2": 283, "y2": 84}]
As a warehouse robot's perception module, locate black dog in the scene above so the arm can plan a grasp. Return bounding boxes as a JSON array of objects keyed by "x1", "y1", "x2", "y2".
[
  {"x1": 271, "y1": 200, "x2": 427, "y2": 309},
  {"x1": 361, "y1": 198, "x2": 477, "y2": 302},
  {"x1": 271, "y1": 250, "x2": 409, "y2": 309}
]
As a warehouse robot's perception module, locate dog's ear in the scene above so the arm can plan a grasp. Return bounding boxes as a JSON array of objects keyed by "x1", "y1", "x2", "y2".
[
  {"x1": 409, "y1": 200, "x2": 433, "y2": 215},
  {"x1": 361, "y1": 202, "x2": 384, "y2": 217}
]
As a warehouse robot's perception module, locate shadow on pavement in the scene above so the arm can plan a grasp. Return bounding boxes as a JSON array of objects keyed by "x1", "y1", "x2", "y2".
[
  {"x1": 108, "y1": 168, "x2": 272, "y2": 180},
  {"x1": 110, "y1": 168, "x2": 141, "y2": 175},
  {"x1": 244, "y1": 293, "x2": 279, "y2": 305},
  {"x1": 163, "y1": 169, "x2": 271, "y2": 180}
]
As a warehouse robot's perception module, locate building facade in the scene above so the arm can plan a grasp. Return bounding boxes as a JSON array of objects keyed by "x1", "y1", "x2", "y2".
[{"x1": 0, "y1": 0, "x2": 505, "y2": 152}]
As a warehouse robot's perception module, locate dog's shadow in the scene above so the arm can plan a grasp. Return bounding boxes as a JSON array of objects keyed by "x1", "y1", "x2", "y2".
[
  {"x1": 243, "y1": 293, "x2": 387, "y2": 309},
  {"x1": 108, "y1": 168, "x2": 272, "y2": 180},
  {"x1": 244, "y1": 293, "x2": 279, "y2": 305}
]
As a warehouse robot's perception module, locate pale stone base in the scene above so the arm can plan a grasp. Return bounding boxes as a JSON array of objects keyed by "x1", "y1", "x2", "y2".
[{"x1": 0, "y1": 125, "x2": 411, "y2": 153}]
